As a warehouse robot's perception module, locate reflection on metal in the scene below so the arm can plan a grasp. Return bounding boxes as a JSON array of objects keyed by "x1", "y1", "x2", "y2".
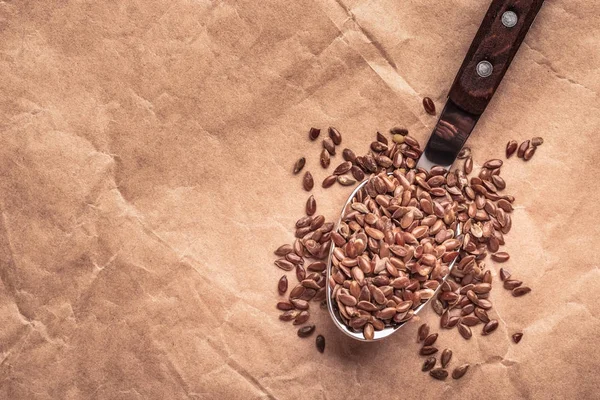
[
  {"x1": 502, "y1": 11, "x2": 518, "y2": 28},
  {"x1": 417, "y1": 100, "x2": 479, "y2": 170}
]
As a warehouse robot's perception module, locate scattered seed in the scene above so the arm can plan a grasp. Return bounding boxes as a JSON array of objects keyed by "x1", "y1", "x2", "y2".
[
  {"x1": 512, "y1": 332, "x2": 523, "y2": 343},
  {"x1": 320, "y1": 149, "x2": 331, "y2": 169},
  {"x1": 482, "y1": 319, "x2": 499, "y2": 335},
  {"x1": 351, "y1": 165, "x2": 365, "y2": 181},
  {"x1": 420, "y1": 346, "x2": 439, "y2": 356},
  {"x1": 452, "y1": 364, "x2": 470, "y2": 379},
  {"x1": 333, "y1": 161, "x2": 352, "y2": 175},
  {"x1": 483, "y1": 159, "x2": 503, "y2": 169},
  {"x1": 275, "y1": 259, "x2": 295, "y2": 271},
  {"x1": 464, "y1": 156, "x2": 473, "y2": 174},
  {"x1": 422, "y1": 357, "x2": 436, "y2": 372},
  {"x1": 293, "y1": 311, "x2": 310, "y2": 325},
  {"x1": 499, "y1": 268, "x2": 511, "y2": 281},
  {"x1": 306, "y1": 195, "x2": 316, "y2": 216},
  {"x1": 458, "y1": 323, "x2": 472, "y2": 340},
  {"x1": 524, "y1": 146, "x2": 536, "y2": 161},
  {"x1": 441, "y1": 349, "x2": 452, "y2": 368},
  {"x1": 424, "y1": 333, "x2": 438, "y2": 346},
  {"x1": 391, "y1": 127, "x2": 408, "y2": 136},
  {"x1": 430, "y1": 368, "x2": 448, "y2": 380},
  {"x1": 512, "y1": 286, "x2": 531, "y2": 297},
  {"x1": 274, "y1": 244, "x2": 293, "y2": 257},
  {"x1": 279, "y1": 310, "x2": 299, "y2": 321},
  {"x1": 316, "y1": 335, "x2": 325, "y2": 353},
  {"x1": 278, "y1": 275, "x2": 288, "y2": 294},
  {"x1": 504, "y1": 279, "x2": 522, "y2": 290},
  {"x1": 303, "y1": 172, "x2": 314, "y2": 191},
  {"x1": 517, "y1": 140, "x2": 530, "y2": 158},
  {"x1": 531, "y1": 136, "x2": 544, "y2": 147},
  {"x1": 322, "y1": 175, "x2": 337, "y2": 188},
  {"x1": 423, "y1": 97, "x2": 436, "y2": 115},
  {"x1": 491, "y1": 252, "x2": 510, "y2": 262},
  {"x1": 474, "y1": 308, "x2": 490, "y2": 323},
  {"x1": 342, "y1": 148, "x2": 357, "y2": 163},
  {"x1": 309, "y1": 128, "x2": 321, "y2": 141},
  {"x1": 506, "y1": 140, "x2": 518, "y2": 158},
  {"x1": 293, "y1": 157, "x2": 306, "y2": 174},
  {"x1": 418, "y1": 323, "x2": 430, "y2": 342},
  {"x1": 323, "y1": 138, "x2": 336, "y2": 155},
  {"x1": 329, "y1": 127, "x2": 342, "y2": 145},
  {"x1": 338, "y1": 176, "x2": 356, "y2": 186},
  {"x1": 297, "y1": 325, "x2": 316, "y2": 338}
]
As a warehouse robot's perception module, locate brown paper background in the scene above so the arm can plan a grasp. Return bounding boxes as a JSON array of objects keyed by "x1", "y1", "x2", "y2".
[{"x1": 1, "y1": 0, "x2": 600, "y2": 399}]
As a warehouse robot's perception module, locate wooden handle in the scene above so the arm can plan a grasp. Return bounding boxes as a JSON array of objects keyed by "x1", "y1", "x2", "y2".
[{"x1": 448, "y1": 0, "x2": 545, "y2": 115}]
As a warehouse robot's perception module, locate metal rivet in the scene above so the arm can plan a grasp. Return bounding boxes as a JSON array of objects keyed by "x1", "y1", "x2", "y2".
[
  {"x1": 476, "y1": 61, "x2": 493, "y2": 78},
  {"x1": 502, "y1": 11, "x2": 518, "y2": 28}
]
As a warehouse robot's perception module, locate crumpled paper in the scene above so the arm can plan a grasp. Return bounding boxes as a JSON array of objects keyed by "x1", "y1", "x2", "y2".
[{"x1": 1, "y1": 0, "x2": 600, "y2": 398}]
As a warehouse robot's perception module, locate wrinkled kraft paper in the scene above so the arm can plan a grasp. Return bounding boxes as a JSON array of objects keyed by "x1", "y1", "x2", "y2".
[{"x1": 1, "y1": 0, "x2": 600, "y2": 399}]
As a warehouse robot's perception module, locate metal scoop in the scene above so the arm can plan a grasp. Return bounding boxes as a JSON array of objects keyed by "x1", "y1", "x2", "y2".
[{"x1": 325, "y1": 0, "x2": 545, "y2": 341}]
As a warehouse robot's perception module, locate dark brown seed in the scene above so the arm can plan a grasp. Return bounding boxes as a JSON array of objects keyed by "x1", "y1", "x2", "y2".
[
  {"x1": 278, "y1": 275, "x2": 288, "y2": 294},
  {"x1": 323, "y1": 138, "x2": 336, "y2": 155},
  {"x1": 464, "y1": 156, "x2": 473, "y2": 174},
  {"x1": 474, "y1": 308, "x2": 490, "y2": 323},
  {"x1": 293, "y1": 157, "x2": 306, "y2": 174},
  {"x1": 390, "y1": 127, "x2": 408, "y2": 137},
  {"x1": 512, "y1": 332, "x2": 523, "y2": 343},
  {"x1": 424, "y1": 333, "x2": 438, "y2": 346},
  {"x1": 524, "y1": 146, "x2": 536, "y2": 161},
  {"x1": 293, "y1": 311, "x2": 310, "y2": 325},
  {"x1": 512, "y1": 286, "x2": 532, "y2": 297},
  {"x1": 291, "y1": 298, "x2": 309, "y2": 310},
  {"x1": 441, "y1": 349, "x2": 452, "y2": 368},
  {"x1": 320, "y1": 149, "x2": 331, "y2": 169},
  {"x1": 491, "y1": 252, "x2": 509, "y2": 262},
  {"x1": 297, "y1": 325, "x2": 316, "y2": 338},
  {"x1": 517, "y1": 140, "x2": 530, "y2": 158},
  {"x1": 310, "y1": 215, "x2": 325, "y2": 230},
  {"x1": 342, "y1": 148, "x2": 357, "y2": 163},
  {"x1": 316, "y1": 335, "x2": 325, "y2": 353},
  {"x1": 506, "y1": 140, "x2": 518, "y2": 158},
  {"x1": 420, "y1": 346, "x2": 438, "y2": 356},
  {"x1": 277, "y1": 301, "x2": 294, "y2": 311},
  {"x1": 484, "y1": 159, "x2": 503, "y2": 169},
  {"x1": 422, "y1": 357, "x2": 436, "y2": 372},
  {"x1": 306, "y1": 195, "x2": 316, "y2": 216},
  {"x1": 430, "y1": 368, "x2": 448, "y2": 380},
  {"x1": 333, "y1": 161, "x2": 352, "y2": 175},
  {"x1": 500, "y1": 268, "x2": 511, "y2": 281},
  {"x1": 338, "y1": 176, "x2": 356, "y2": 186},
  {"x1": 322, "y1": 175, "x2": 337, "y2": 188},
  {"x1": 482, "y1": 319, "x2": 499, "y2": 335},
  {"x1": 461, "y1": 316, "x2": 481, "y2": 326},
  {"x1": 418, "y1": 323, "x2": 430, "y2": 342},
  {"x1": 370, "y1": 141, "x2": 388, "y2": 152},
  {"x1": 503, "y1": 279, "x2": 522, "y2": 290},
  {"x1": 275, "y1": 259, "x2": 295, "y2": 271},
  {"x1": 329, "y1": 127, "x2": 342, "y2": 145},
  {"x1": 351, "y1": 165, "x2": 365, "y2": 181},
  {"x1": 492, "y1": 175, "x2": 506, "y2": 191},
  {"x1": 279, "y1": 310, "x2": 299, "y2": 321},
  {"x1": 309, "y1": 127, "x2": 321, "y2": 141},
  {"x1": 274, "y1": 244, "x2": 293, "y2": 256},
  {"x1": 458, "y1": 323, "x2": 472, "y2": 339},
  {"x1": 296, "y1": 264, "x2": 306, "y2": 281},
  {"x1": 303, "y1": 172, "x2": 314, "y2": 191},
  {"x1": 376, "y1": 131, "x2": 389, "y2": 145},
  {"x1": 423, "y1": 97, "x2": 436, "y2": 115},
  {"x1": 452, "y1": 364, "x2": 469, "y2": 379},
  {"x1": 531, "y1": 136, "x2": 544, "y2": 146},
  {"x1": 432, "y1": 299, "x2": 444, "y2": 316}
]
